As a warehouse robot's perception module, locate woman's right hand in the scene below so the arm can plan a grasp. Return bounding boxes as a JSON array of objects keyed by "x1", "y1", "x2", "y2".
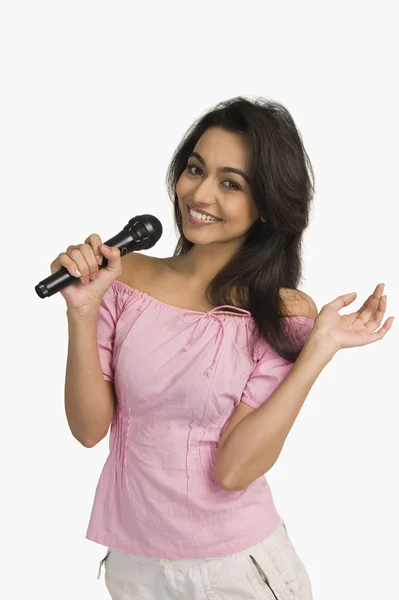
[{"x1": 50, "y1": 233, "x2": 123, "y2": 311}]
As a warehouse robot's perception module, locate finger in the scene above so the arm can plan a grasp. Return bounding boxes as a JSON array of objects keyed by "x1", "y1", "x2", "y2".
[
  {"x1": 78, "y1": 243, "x2": 100, "y2": 277},
  {"x1": 365, "y1": 295, "x2": 387, "y2": 331},
  {"x1": 366, "y1": 316, "x2": 395, "y2": 343},
  {"x1": 66, "y1": 245, "x2": 91, "y2": 281},
  {"x1": 54, "y1": 251, "x2": 84, "y2": 279},
  {"x1": 99, "y1": 244, "x2": 122, "y2": 275},
  {"x1": 84, "y1": 233, "x2": 104, "y2": 265},
  {"x1": 325, "y1": 291, "x2": 357, "y2": 312},
  {"x1": 357, "y1": 294, "x2": 378, "y2": 324},
  {"x1": 358, "y1": 284, "x2": 385, "y2": 325}
]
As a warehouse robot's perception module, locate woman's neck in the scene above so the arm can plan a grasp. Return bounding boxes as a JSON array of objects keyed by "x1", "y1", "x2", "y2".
[{"x1": 171, "y1": 243, "x2": 240, "y2": 284}]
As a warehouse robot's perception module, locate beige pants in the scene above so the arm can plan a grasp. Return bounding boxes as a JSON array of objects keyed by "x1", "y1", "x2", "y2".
[{"x1": 97, "y1": 517, "x2": 313, "y2": 599}]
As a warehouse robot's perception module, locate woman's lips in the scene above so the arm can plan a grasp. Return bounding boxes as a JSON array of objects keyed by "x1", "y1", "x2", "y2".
[{"x1": 187, "y1": 204, "x2": 223, "y2": 225}]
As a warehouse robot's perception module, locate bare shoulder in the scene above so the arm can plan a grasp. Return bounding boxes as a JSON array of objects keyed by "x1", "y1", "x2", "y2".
[
  {"x1": 116, "y1": 252, "x2": 162, "y2": 290},
  {"x1": 279, "y1": 288, "x2": 318, "y2": 319}
]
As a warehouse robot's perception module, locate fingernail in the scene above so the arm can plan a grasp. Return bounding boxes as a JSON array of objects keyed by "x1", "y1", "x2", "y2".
[
  {"x1": 96, "y1": 255, "x2": 102, "y2": 264},
  {"x1": 101, "y1": 244, "x2": 110, "y2": 251},
  {"x1": 75, "y1": 269, "x2": 82, "y2": 277}
]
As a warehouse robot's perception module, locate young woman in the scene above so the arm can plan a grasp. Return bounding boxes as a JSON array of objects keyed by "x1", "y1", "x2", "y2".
[{"x1": 51, "y1": 97, "x2": 393, "y2": 599}]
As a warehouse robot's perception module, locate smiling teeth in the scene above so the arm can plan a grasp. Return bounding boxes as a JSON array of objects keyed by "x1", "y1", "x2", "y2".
[{"x1": 189, "y1": 207, "x2": 221, "y2": 222}]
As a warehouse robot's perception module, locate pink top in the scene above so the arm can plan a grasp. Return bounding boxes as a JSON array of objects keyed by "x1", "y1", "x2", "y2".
[{"x1": 85, "y1": 280, "x2": 315, "y2": 558}]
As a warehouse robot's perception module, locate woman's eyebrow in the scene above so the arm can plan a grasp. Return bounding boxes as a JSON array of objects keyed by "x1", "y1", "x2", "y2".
[{"x1": 188, "y1": 152, "x2": 250, "y2": 185}]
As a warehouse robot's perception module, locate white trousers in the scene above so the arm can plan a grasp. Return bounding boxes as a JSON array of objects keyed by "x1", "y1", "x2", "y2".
[{"x1": 97, "y1": 518, "x2": 313, "y2": 599}]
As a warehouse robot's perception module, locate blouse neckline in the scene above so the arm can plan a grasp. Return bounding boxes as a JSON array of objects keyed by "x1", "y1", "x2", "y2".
[{"x1": 113, "y1": 280, "x2": 315, "y2": 322}]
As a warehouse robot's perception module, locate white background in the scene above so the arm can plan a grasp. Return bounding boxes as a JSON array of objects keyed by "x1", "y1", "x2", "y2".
[{"x1": 1, "y1": 1, "x2": 398, "y2": 598}]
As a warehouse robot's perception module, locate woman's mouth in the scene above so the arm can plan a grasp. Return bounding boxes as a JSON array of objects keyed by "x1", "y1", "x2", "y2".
[{"x1": 187, "y1": 204, "x2": 223, "y2": 225}]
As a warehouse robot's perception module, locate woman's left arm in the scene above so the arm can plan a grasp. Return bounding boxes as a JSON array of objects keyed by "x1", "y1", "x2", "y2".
[{"x1": 216, "y1": 283, "x2": 394, "y2": 491}]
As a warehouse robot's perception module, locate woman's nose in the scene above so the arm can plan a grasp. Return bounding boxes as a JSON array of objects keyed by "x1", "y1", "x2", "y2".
[{"x1": 192, "y1": 177, "x2": 217, "y2": 203}]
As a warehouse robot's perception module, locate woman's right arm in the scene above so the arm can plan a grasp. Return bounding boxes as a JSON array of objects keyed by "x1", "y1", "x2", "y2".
[
  {"x1": 65, "y1": 306, "x2": 116, "y2": 447},
  {"x1": 48, "y1": 233, "x2": 123, "y2": 447}
]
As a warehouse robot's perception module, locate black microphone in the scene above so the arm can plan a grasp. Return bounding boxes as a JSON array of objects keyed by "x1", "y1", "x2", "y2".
[{"x1": 35, "y1": 214, "x2": 163, "y2": 299}]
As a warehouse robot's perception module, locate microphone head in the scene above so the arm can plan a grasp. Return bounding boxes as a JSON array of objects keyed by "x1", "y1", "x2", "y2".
[
  {"x1": 126, "y1": 214, "x2": 163, "y2": 250},
  {"x1": 139, "y1": 214, "x2": 163, "y2": 241}
]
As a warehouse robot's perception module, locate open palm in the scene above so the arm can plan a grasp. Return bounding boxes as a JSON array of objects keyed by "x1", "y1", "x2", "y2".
[{"x1": 314, "y1": 283, "x2": 394, "y2": 353}]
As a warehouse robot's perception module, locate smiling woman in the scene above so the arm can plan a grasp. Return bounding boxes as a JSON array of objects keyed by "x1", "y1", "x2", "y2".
[
  {"x1": 176, "y1": 127, "x2": 258, "y2": 253},
  {"x1": 168, "y1": 98, "x2": 316, "y2": 364},
  {"x1": 74, "y1": 96, "x2": 394, "y2": 600},
  {"x1": 76, "y1": 96, "x2": 321, "y2": 599}
]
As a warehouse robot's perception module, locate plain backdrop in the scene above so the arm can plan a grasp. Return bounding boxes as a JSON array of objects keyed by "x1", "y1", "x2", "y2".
[{"x1": 1, "y1": 2, "x2": 398, "y2": 599}]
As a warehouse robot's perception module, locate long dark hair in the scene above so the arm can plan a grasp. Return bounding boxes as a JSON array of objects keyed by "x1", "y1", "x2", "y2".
[{"x1": 165, "y1": 96, "x2": 316, "y2": 363}]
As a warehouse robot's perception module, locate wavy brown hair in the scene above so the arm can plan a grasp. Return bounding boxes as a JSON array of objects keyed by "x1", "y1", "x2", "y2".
[{"x1": 165, "y1": 96, "x2": 316, "y2": 362}]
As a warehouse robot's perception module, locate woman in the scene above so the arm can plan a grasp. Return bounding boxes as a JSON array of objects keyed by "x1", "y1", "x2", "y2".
[{"x1": 52, "y1": 97, "x2": 393, "y2": 599}]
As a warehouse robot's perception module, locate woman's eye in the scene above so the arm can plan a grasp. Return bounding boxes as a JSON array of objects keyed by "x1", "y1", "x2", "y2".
[
  {"x1": 186, "y1": 165, "x2": 240, "y2": 191},
  {"x1": 224, "y1": 180, "x2": 240, "y2": 191},
  {"x1": 186, "y1": 165, "x2": 201, "y2": 177}
]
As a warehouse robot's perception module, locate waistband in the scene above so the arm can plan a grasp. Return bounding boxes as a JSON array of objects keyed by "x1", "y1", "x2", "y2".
[{"x1": 98, "y1": 517, "x2": 287, "y2": 574}]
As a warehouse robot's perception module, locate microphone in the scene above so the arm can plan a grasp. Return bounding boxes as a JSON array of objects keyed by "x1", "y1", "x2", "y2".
[{"x1": 35, "y1": 214, "x2": 163, "y2": 299}]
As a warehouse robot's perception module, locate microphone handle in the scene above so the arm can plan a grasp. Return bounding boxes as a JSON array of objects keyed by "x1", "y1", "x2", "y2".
[{"x1": 35, "y1": 229, "x2": 139, "y2": 299}]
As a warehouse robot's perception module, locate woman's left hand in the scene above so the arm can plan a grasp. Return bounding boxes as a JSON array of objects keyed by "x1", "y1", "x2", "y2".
[{"x1": 312, "y1": 283, "x2": 394, "y2": 354}]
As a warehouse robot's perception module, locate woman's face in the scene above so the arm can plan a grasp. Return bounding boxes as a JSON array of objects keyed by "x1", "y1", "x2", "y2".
[{"x1": 176, "y1": 127, "x2": 259, "y2": 247}]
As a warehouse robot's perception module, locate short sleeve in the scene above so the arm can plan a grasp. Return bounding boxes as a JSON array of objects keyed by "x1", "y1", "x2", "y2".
[
  {"x1": 240, "y1": 317, "x2": 315, "y2": 410},
  {"x1": 97, "y1": 285, "x2": 119, "y2": 382}
]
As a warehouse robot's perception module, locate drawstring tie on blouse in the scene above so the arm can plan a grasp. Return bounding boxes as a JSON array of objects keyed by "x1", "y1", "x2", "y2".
[{"x1": 182, "y1": 305, "x2": 252, "y2": 377}]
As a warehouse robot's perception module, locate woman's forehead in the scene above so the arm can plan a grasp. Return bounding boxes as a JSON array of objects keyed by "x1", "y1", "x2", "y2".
[{"x1": 194, "y1": 127, "x2": 250, "y2": 169}]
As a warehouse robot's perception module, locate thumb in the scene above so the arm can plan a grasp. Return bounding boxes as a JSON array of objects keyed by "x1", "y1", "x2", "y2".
[
  {"x1": 101, "y1": 244, "x2": 122, "y2": 273},
  {"x1": 327, "y1": 291, "x2": 357, "y2": 312}
]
